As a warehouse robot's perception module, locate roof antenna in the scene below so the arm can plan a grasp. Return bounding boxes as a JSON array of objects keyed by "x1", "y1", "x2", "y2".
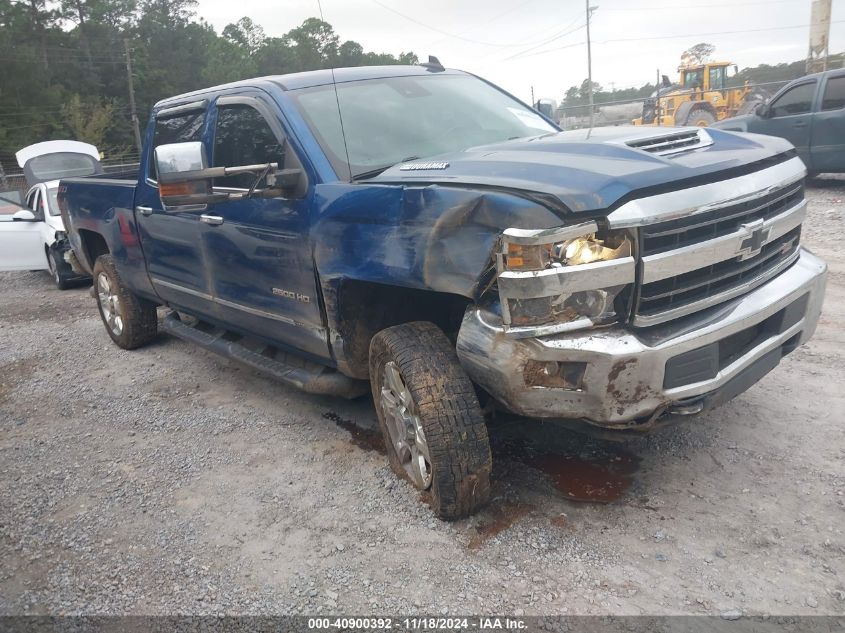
[
  {"x1": 420, "y1": 55, "x2": 445, "y2": 72},
  {"x1": 316, "y1": 0, "x2": 353, "y2": 180}
]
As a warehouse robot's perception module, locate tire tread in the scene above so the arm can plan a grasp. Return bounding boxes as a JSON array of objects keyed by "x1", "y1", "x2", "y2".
[{"x1": 369, "y1": 321, "x2": 492, "y2": 519}]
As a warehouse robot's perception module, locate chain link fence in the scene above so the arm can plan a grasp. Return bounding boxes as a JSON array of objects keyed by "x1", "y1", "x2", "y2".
[
  {"x1": 556, "y1": 79, "x2": 794, "y2": 130},
  {"x1": 0, "y1": 158, "x2": 140, "y2": 197}
]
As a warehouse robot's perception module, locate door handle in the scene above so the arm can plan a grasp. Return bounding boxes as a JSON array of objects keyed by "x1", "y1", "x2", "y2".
[
  {"x1": 136, "y1": 206, "x2": 153, "y2": 216},
  {"x1": 793, "y1": 122, "x2": 808, "y2": 127},
  {"x1": 200, "y1": 214, "x2": 224, "y2": 226}
]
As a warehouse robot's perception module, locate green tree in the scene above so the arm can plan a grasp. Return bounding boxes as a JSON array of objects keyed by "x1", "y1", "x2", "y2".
[
  {"x1": 682, "y1": 42, "x2": 715, "y2": 65},
  {"x1": 0, "y1": 4, "x2": 418, "y2": 168},
  {"x1": 62, "y1": 94, "x2": 116, "y2": 148}
]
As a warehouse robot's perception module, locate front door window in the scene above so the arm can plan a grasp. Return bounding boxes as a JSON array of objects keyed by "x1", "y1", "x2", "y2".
[
  {"x1": 212, "y1": 104, "x2": 285, "y2": 189},
  {"x1": 770, "y1": 82, "x2": 816, "y2": 117}
]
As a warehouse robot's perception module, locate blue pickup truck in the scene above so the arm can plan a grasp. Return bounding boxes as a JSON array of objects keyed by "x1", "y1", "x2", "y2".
[{"x1": 59, "y1": 64, "x2": 827, "y2": 518}]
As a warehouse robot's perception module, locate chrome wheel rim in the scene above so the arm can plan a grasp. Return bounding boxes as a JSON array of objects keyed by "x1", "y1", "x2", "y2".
[
  {"x1": 47, "y1": 253, "x2": 59, "y2": 283},
  {"x1": 97, "y1": 272, "x2": 123, "y2": 336},
  {"x1": 380, "y1": 361, "x2": 432, "y2": 490}
]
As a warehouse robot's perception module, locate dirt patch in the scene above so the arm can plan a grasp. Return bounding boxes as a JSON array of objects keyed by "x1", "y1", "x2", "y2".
[
  {"x1": 0, "y1": 357, "x2": 39, "y2": 405},
  {"x1": 468, "y1": 502, "x2": 535, "y2": 550}
]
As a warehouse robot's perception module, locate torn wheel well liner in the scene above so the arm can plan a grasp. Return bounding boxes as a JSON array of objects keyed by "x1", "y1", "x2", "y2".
[{"x1": 327, "y1": 279, "x2": 471, "y2": 379}]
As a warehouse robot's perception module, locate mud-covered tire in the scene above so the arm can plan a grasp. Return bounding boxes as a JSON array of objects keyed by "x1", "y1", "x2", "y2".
[
  {"x1": 93, "y1": 254, "x2": 158, "y2": 350},
  {"x1": 369, "y1": 321, "x2": 492, "y2": 519}
]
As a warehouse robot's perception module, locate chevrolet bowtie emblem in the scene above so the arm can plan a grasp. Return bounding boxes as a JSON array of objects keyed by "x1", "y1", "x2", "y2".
[{"x1": 736, "y1": 219, "x2": 770, "y2": 261}]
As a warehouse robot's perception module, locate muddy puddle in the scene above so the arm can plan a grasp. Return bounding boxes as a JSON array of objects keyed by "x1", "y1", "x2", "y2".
[
  {"x1": 322, "y1": 411, "x2": 385, "y2": 454},
  {"x1": 492, "y1": 421, "x2": 641, "y2": 503}
]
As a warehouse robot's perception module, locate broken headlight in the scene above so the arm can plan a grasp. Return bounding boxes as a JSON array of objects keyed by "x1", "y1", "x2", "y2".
[{"x1": 497, "y1": 221, "x2": 635, "y2": 332}]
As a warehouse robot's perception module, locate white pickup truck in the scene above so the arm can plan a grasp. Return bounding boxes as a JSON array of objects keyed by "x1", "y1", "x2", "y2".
[{"x1": 0, "y1": 141, "x2": 98, "y2": 289}]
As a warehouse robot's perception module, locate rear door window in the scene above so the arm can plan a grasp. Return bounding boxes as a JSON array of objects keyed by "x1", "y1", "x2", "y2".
[
  {"x1": 821, "y1": 76, "x2": 845, "y2": 111},
  {"x1": 148, "y1": 109, "x2": 206, "y2": 181}
]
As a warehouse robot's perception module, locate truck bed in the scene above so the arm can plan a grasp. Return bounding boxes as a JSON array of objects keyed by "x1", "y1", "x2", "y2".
[{"x1": 59, "y1": 171, "x2": 155, "y2": 299}]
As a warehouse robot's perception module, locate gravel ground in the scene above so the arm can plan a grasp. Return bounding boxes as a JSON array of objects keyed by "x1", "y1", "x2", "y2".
[{"x1": 1, "y1": 177, "x2": 844, "y2": 618}]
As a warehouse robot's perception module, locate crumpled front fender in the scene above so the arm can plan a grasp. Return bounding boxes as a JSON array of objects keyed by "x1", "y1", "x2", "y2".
[{"x1": 312, "y1": 182, "x2": 568, "y2": 300}]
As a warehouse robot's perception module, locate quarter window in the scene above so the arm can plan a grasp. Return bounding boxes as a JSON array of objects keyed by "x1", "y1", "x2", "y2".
[
  {"x1": 148, "y1": 109, "x2": 206, "y2": 180},
  {"x1": 212, "y1": 103, "x2": 285, "y2": 189},
  {"x1": 821, "y1": 76, "x2": 845, "y2": 111},
  {"x1": 770, "y1": 82, "x2": 816, "y2": 117}
]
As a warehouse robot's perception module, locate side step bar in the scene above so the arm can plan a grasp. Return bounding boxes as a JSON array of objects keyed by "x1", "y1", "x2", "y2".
[{"x1": 161, "y1": 312, "x2": 368, "y2": 399}]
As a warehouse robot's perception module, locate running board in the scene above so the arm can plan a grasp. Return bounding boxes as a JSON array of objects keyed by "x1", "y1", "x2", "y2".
[{"x1": 161, "y1": 312, "x2": 368, "y2": 399}]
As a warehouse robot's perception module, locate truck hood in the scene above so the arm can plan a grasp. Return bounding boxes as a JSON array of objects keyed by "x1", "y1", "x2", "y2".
[{"x1": 369, "y1": 126, "x2": 794, "y2": 213}]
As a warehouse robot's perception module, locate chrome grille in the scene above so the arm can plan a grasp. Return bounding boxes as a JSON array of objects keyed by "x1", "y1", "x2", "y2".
[
  {"x1": 637, "y1": 227, "x2": 801, "y2": 320},
  {"x1": 634, "y1": 180, "x2": 806, "y2": 326},
  {"x1": 641, "y1": 182, "x2": 804, "y2": 255}
]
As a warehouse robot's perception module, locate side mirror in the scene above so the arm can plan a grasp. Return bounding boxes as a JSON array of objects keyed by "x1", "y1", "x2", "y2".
[
  {"x1": 155, "y1": 142, "x2": 304, "y2": 209},
  {"x1": 155, "y1": 142, "x2": 214, "y2": 209},
  {"x1": 755, "y1": 102, "x2": 768, "y2": 118},
  {"x1": 12, "y1": 209, "x2": 36, "y2": 221}
]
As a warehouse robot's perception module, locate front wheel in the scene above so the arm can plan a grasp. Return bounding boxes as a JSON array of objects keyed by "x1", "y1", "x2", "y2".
[
  {"x1": 47, "y1": 248, "x2": 72, "y2": 290},
  {"x1": 369, "y1": 321, "x2": 492, "y2": 519},
  {"x1": 93, "y1": 255, "x2": 158, "y2": 349}
]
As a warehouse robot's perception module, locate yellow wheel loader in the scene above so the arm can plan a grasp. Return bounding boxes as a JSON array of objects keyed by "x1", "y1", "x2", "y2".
[{"x1": 632, "y1": 61, "x2": 768, "y2": 127}]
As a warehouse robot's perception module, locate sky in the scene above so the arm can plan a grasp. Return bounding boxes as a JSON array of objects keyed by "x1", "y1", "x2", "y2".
[{"x1": 196, "y1": 0, "x2": 844, "y2": 104}]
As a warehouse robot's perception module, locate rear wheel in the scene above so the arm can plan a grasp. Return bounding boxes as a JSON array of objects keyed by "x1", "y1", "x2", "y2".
[
  {"x1": 93, "y1": 255, "x2": 158, "y2": 349},
  {"x1": 369, "y1": 321, "x2": 492, "y2": 519}
]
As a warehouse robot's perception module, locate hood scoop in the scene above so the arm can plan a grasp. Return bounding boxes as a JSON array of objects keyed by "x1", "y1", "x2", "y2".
[{"x1": 623, "y1": 128, "x2": 713, "y2": 156}]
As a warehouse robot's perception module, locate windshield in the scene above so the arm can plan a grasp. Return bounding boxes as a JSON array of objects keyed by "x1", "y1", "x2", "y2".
[
  {"x1": 24, "y1": 152, "x2": 100, "y2": 185},
  {"x1": 290, "y1": 74, "x2": 557, "y2": 179}
]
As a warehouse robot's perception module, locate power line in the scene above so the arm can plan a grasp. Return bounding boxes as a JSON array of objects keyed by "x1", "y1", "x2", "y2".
[
  {"x1": 370, "y1": 0, "x2": 587, "y2": 48},
  {"x1": 512, "y1": 20, "x2": 845, "y2": 60},
  {"x1": 500, "y1": 18, "x2": 586, "y2": 61},
  {"x1": 595, "y1": 20, "x2": 845, "y2": 44},
  {"x1": 0, "y1": 108, "x2": 132, "y2": 119},
  {"x1": 602, "y1": 0, "x2": 801, "y2": 10},
  {"x1": 427, "y1": 0, "x2": 547, "y2": 47}
]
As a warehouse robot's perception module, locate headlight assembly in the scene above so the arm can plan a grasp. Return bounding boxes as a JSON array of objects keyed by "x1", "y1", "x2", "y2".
[{"x1": 496, "y1": 221, "x2": 635, "y2": 334}]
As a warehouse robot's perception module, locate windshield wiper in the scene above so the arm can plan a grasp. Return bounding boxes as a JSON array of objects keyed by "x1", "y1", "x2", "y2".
[{"x1": 352, "y1": 156, "x2": 420, "y2": 181}]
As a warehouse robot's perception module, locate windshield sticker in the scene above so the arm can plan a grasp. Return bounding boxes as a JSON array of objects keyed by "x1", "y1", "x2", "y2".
[{"x1": 507, "y1": 107, "x2": 552, "y2": 130}]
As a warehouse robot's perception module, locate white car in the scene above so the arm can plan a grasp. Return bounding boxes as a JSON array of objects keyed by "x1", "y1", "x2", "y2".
[{"x1": 0, "y1": 141, "x2": 100, "y2": 289}]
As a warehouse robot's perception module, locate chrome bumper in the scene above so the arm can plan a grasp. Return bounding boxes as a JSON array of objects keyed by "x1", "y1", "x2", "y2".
[{"x1": 456, "y1": 248, "x2": 827, "y2": 428}]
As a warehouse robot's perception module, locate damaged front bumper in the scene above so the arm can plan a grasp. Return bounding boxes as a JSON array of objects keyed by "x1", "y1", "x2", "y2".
[{"x1": 456, "y1": 247, "x2": 827, "y2": 429}]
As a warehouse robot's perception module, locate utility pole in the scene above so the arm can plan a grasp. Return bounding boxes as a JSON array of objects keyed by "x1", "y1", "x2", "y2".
[
  {"x1": 0, "y1": 162, "x2": 8, "y2": 192},
  {"x1": 586, "y1": 2, "x2": 597, "y2": 130},
  {"x1": 656, "y1": 68, "x2": 661, "y2": 126},
  {"x1": 531, "y1": 85, "x2": 535, "y2": 108},
  {"x1": 807, "y1": 0, "x2": 832, "y2": 74},
  {"x1": 124, "y1": 39, "x2": 143, "y2": 156}
]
